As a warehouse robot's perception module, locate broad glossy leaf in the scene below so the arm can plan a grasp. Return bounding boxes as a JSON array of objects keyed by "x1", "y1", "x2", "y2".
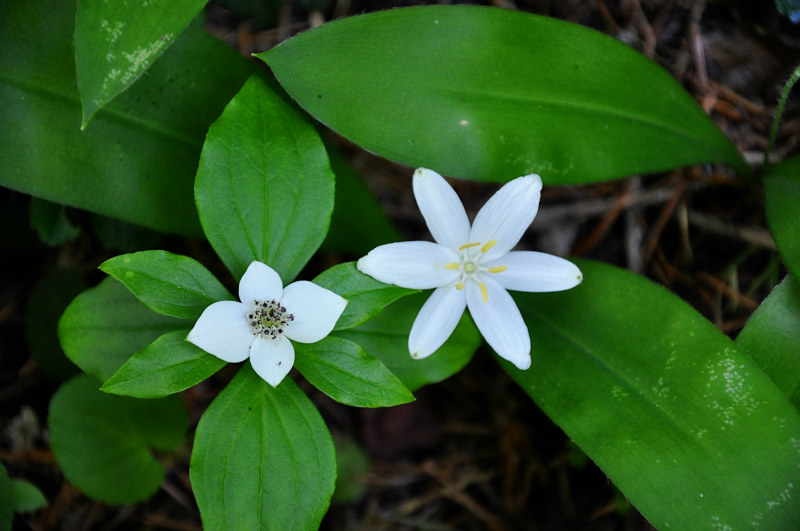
[
  {"x1": 0, "y1": 0, "x2": 254, "y2": 236},
  {"x1": 0, "y1": 464, "x2": 11, "y2": 531},
  {"x1": 737, "y1": 275, "x2": 800, "y2": 408},
  {"x1": 765, "y1": 157, "x2": 800, "y2": 280},
  {"x1": 260, "y1": 6, "x2": 746, "y2": 184},
  {"x1": 313, "y1": 262, "x2": 417, "y2": 331},
  {"x1": 509, "y1": 259, "x2": 800, "y2": 529},
  {"x1": 75, "y1": 0, "x2": 207, "y2": 125},
  {"x1": 100, "y1": 251, "x2": 233, "y2": 320},
  {"x1": 102, "y1": 329, "x2": 226, "y2": 398},
  {"x1": 335, "y1": 293, "x2": 480, "y2": 391},
  {"x1": 48, "y1": 374, "x2": 188, "y2": 504},
  {"x1": 10, "y1": 480, "x2": 47, "y2": 513},
  {"x1": 294, "y1": 337, "x2": 414, "y2": 407},
  {"x1": 323, "y1": 143, "x2": 402, "y2": 254},
  {"x1": 58, "y1": 277, "x2": 188, "y2": 382},
  {"x1": 195, "y1": 75, "x2": 335, "y2": 282},
  {"x1": 190, "y1": 368, "x2": 335, "y2": 530}
]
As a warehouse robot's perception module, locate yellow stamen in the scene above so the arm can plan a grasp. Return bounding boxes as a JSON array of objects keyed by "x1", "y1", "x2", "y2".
[
  {"x1": 445, "y1": 263, "x2": 460, "y2": 270},
  {"x1": 481, "y1": 240, "x2": 497, "y2": 253},
  {"x1": 455, "y1": 282, "x2": 465, "y2": 290},
  {"x1": 479, "y1": 281, "x2": 489, "y2": 302},
  {"x1": 458, "y1": 242, "x2": 481, "y2": 250},
  {"x1": 488, "y1": 265, "x2": 507, "y2": 273}
]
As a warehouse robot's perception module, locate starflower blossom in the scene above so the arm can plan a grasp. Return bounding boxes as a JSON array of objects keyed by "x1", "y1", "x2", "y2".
[
  {"x1": 187, "y1": 261, "x2": 347, "y2": 387},
  {"x1": 357, "y1": 168, "x2": 582, "y2": 370}
]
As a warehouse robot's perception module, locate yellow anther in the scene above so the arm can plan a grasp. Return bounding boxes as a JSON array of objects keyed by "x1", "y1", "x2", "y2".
[
  {"x1": 481, "y1": 240, "x2": 497, "y2": 253},
  {"x1": 479, "y1": 281, "x2": 489, "y2": 302},
  {"x1": 455, "y1": 282, "x2": 465, "y2": 290},
  {"x1": 488, "y1": 266, "x2": 507, "y2": 273},
  {"x1": 445, "y1": 263, "x2": 460, "y2": 270},
  {"x1": 458, "y1": 242, "x2": 481, "y2": 251}
]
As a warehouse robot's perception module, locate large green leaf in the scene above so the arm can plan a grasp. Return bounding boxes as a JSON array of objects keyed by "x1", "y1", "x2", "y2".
[
  {"x1": 195, "y1": 75, "x2": 335, "y2": 282},
  {"x1": 294, "y1": 337, "x2": 414, "y2": 407},
  {"x1": 75, "y1": 0, "x2": 207, "y2": 125},
  {"x1": 0, "y1": 0, "x2": 254, "y2": 236},
  {"x1": 737, "y1": 275, "x2": 800, "y2": 409},
  {"x1": 508, "y1": 259, "x2": 800, "y2": 529},
  {"x1": 259, "y1": 6, "x2": 746, "y2": 184},
  {"x1": 58, "y1": 277, "x2": 188, "y2": 382},
  {"x1": 764, "y1": 157, "x2": 800, "y2": 280},
  {"x1": 190, "y1": 368, "x2": 336, "y2": 530},
  {"x1": 48, "y1": 374, "x2": 188, "y2": 504},
  {"x1": 335, "y1": 293, "x2": 481, "y2": 391},
  {"x1": 100, "y1": 250, "x2": 233, "y2": 320}
]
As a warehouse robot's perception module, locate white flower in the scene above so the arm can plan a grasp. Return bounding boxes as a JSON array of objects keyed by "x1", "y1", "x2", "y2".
[
  {"x1": 357, "y1": 168, "x2": 582, "y2": 370},
  {"x1": 187, "y1": 261, "x2": 347, "y2": 387}
]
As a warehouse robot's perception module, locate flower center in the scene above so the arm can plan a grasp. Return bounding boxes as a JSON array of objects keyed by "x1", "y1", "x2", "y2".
[
  {"x1": 445, "y1": 240, "x2": 507, "y2": 303},
  {"x1": 248, "y1": 299, "x2": 294, "y2": 340}
]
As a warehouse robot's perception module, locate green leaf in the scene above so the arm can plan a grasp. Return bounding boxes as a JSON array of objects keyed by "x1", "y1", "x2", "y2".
[
  {"x1": 102, "y1": 329, "x2": 226, "y2": 398},
  {"x1": 90, "y1": 214, "x2": 163, "y2": 253},
  {"x1": 259, "y1": 6, "x2": 747, "y2": 184},
  {"x1": 100, "y1": 250, "x2": 233, "y2": 320},
  {"x1": 190, "y1": 367, "x2": 335, "y2": 530},
  {"x1": 58, "y1": 277, "x2": 189, "y2": 382},
  {"x1": 331, "y1": 435, "x2": 370, "y2": 505},
  {"x1": 11, "y1": 479, "x2": 47, "y2": 513},
  {"x1": 509, "y1": 259, "x2": 800, "y2": 529},
  {"x1": 48, "y1": 374, "x2": 188, "y2": 504},
  {"x1": 24, "y1": 268, "x2": 85, "y2": 380},
  {"x1": 335, "y1": 293, "x2": 480, "y2": 391},
  {"x1": 765, "y1": 157, "x2": 800, "y2": 280},
  {"x1": 75, "y1": 0, "x2": 208, "y2": 125},
  {"x1": 195, "y1": 75, "x2": 335, "y2": 283},
  {"x1": 28, "y1": 198, "x2": 80, "y2": 246},
  {"x1": 0, "y1": 463, "x2": 11, "y2": 531},
  {"x1": 0, "y1": 0, "x2": 254, "y2": 236},
  {"x1": 295, "y1": 336, "x2": 414, "y2": 407},
  {"x1": 737, "y1": 275, "x2": 800, "y2": 409},
  {"x1": 322, "y1": 143, "x2": 402, "y2": 254},
  {"x1": 313, "y1": 262, "x2": 417, "y2": 331}
]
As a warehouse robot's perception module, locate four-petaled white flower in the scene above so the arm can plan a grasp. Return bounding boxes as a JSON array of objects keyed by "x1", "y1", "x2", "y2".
[
  {"x1": 357, "y1": 168, "x2": 582, "y2": 370},
  {"x1": 187, "y1": 261, "x2": 347, "y2": 387}
]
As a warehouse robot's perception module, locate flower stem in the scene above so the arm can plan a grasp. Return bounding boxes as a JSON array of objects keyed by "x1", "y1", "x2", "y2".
[{"x1": 765, "y1": 63, "x2": 800, "y2": 166}]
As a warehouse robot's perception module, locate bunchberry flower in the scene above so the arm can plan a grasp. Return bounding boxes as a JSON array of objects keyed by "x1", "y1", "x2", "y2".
[
  {"x1": 187, "y1": 261, "x2": 347, "y2": 386},
  {"x1": 357, "y1": 168, "x2": 582, "y2": 370}
]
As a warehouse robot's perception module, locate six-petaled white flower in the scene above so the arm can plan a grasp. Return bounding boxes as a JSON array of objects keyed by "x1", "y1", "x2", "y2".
[
  {"x1": 357, "y1": 168, "x2": 582, "y2": 370},
  {"x1": 187, "y1": 261, "x2": 347, "y2": 387}
]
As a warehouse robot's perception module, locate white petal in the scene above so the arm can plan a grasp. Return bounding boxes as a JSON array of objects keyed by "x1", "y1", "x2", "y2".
[
  {"x1": 281, "y1": 281, "x2": 347, "y2": 343},
  {"x1": 486, "y1": 251, "x2": 583, "y2": 292},
  {"x1": 466, "y1": 276, "x2": 531, "y2": 370},
  {"x1": 239, "y1": 261, "x2": 283, "y2": 306},
  {"x1": 412, "y1": 168, "x2": 471, "y2": 250},
  {"x1": 408, "y1": 284, "x2": 467, "y2": 359},
  {"x1": 249, "y1": 336, "x2": 294, "y2": 387},
  {"x1": 187, "y1": 301, "x2": 253, "y2": 363},
  {"x1": 357, "y1": 241, "x2": 460, "y2": 289},
  {"x1": 469, "y1": 174, "x2": 542, "y2": 262}
]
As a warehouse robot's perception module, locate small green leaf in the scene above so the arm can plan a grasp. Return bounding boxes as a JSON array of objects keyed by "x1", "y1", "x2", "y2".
[
  {"x1": 313, "y1": 262, "x2": 417, "y2": 331},
  {"x1": 0, "y1": 463, "x2": 11, "y2": 531},
  {"x1": 195, "y1": 75, "x2": 335, "y2": 283},
  {"x1": 765, "y1": 157, "x2": 800, "y2": 280},
  {"x1": 295, "y1": 336, "x2": 414, "y2": 407},
  {"x1": 260, "y1": 6, "x2": 746, "y2": 184},
  {"x1": 48, "y1": 374, "x2": 188, "y2": 504},
  {"x1": 190, "y1": 367, "x2": 336, "y2": 530},
  {"x1": 102, "y1": 329, "x2": 225, "y2": 398},
  {"x1": 335, "y1": 293, "x2": 480, "y2": 391},
  {"x1": 24, "y1": 268, "x2": 85, "y2": 380},
  {"x1": 331, "y1": 435, "x2": 370, "y2": 505},
  {"x1": 28, "y1": 198, "x2": 79, "y2": 246},
  {"x1": 75, "y1": 0, "x2": 208, "y2": 125},
  {"x1": 11, "y1": 480, "x2": 47, "y2": 513},
  {"x1": 58, "y1": 277, "x2": 189, "y2": 382},
  {"x1": 737, "y1": 275, "x2": 800, "y2": 409},
  {"x1": 100, "y1": 250, "x2": 233, "y2": 320},
  {"x1": 323, "y1": 144, "x2": 402, "y2": 254},
  {"x1": 510, "y1": 259, "x2": 800, "y2": 529}
]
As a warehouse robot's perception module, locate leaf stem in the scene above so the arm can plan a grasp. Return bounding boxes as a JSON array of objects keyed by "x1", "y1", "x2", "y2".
[{"x1": 765, "y1": 63, "x2": 800, "y2": 166}]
